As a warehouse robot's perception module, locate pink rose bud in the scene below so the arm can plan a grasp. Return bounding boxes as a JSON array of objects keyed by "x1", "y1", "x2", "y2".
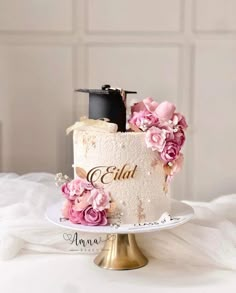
[
  {"x1": 78, "y1": 205, "x2": 108, "y2": 226},
  {"x1": 155, "y1": 101, "x2": 176, "y2": 121},
  {"x1": 160, "y1": 140, "x2": 180, "y2": 162}
]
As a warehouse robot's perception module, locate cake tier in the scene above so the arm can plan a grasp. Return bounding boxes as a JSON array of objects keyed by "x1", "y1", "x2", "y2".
[{"x1": 73, "y1": 130, "x2": 170, "y2": 225}]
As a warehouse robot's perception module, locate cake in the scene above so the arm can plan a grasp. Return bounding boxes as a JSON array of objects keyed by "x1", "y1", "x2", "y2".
[{"x1": 59, "y1": 87, "x2": 187, "y2": 227}]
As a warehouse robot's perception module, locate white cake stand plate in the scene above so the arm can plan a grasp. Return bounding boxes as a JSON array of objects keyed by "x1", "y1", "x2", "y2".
[{"x1": 46, "y1": 200, "x2": 194, "y2": 270}]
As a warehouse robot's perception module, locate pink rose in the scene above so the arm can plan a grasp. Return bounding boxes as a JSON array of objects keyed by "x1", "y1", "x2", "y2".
[
  {"x1": 145, "y1": 126, "x2": 166, "y2": 152},
  {"x1": 143, "y1": 97, "x2": 159, "y2": 112},
  {"x1": 131, "y1": 101, "x2": 146, "y2": 113},
  {"x1": 78, "y1": 205, "x2": 108, "y2": 226},
  {"x1": 173, "y1": 113, "x2": 188, "y2": 130},
  {"x1": 61, "y1": 183, "x2": 71, "y2": 200},
  {"x1": 67, "y1": 177, "x2": 93, "y2": 199},
  {"x1": 73, "y1": 192, "x2": 91, "y2": 211},
  {"x1": 129, "y1": 110, "x2": 159, "y2": 131},
  {"x1": 161, "y1": 140, "x2": 180, "y2": 162},
  {"x1": 68, "y1": 205, "x2": 82, "y2": 224},
  {"x1": 62, "y1": 200, "x2": 72, "y2": 218},
  {"x1": 155, "y1": 101, "x2": 176, "y2": 121},
  {"x1": 158, "y1": 120, "x2": 175, "y2": 134},
  {"x1": 174, "y1": 129, "x2": 185, "y2": 148},
  {"x1": 88, "y1": 189, "x2": 110, "y2": 211},
  {"x1": 131, "y1": 97, "x2": 158, "y2": 114},
  {"x1": 80, "y1": 180, "x2": 93, "y2": 191},
  {"x1": 67, "y1": 177, "x2": 85, "y2": 198}
]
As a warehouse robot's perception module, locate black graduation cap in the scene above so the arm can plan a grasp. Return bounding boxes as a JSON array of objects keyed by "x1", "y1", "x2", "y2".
[{"x1": 75, "y1": 84, "x2": 137, "y2": 132}]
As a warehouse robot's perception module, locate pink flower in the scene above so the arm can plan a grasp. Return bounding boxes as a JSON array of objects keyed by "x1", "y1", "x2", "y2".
[
  {"x1": 73, "y1": 192, "x2": 91, "y2": 211},
  {"x1": 61, "y1": 176, "x2": 111, "y2": 225},
  {"x1": 68, "y1": 205, "x2": 82, "y2": 224},
  {"x1": 143, "y1": 97, "x2": 159, "y2": 112},
  {"x1": 129, "y1": 110, "x2": 159, "y2": 131},
  {"x1": 160, "y1": 140, "x2": 180, "y2": 162},
  {"x1": 80, "y1": 180, "x2": 93, "y2": 191},
  {"x1": 173, "y1": 113, "x2": 188, "y2": 130},
  {"x1": 131, "y1": 97, "x2": 158, "y2": 114},
  {"x1": 67, "y1": 177, "x2": 85, "y2": 198},
  {"x1": 67, "y1": 177, "x2": 93, "y2": 199},
  {"x1": 61, "y1": 183, "x2": 71, "y2": 200},
  {"x1": 158, "y1": 120, "x2": 175, "y2": 134},
  {"x1": 155, "y1": 101, "x2": 176, "y2": 121},
  {"x1": 78, "y1": 205, "x2": 108, "y2": 226},
  {"x1": 131, "y1": 101, "x2": 145, "y2": 113},
  {"x1": 62, "y1": 200, "x2": 72, "y2": 218},
  {"x1": 88, "y1": 189, "x2": 110, "y2": 211},
  {"x1": 174, "y1": 129, "x2": 185, "y2": 148},
  {"x1": 62, "y1": 176, "x2": 111, "y2": 225},
  {"x1": 145, "y1": 126, "x2": 167, "y2": 152}
]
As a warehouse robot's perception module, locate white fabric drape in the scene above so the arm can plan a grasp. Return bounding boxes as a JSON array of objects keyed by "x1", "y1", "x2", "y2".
[{"x1": 0, "y1": 173, "x2": 235, "y2": 270}]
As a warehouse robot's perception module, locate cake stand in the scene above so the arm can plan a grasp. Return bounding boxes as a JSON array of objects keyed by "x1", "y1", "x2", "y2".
[{"x1": 46, "y1": 200, "x2": 194, "y2": 270}]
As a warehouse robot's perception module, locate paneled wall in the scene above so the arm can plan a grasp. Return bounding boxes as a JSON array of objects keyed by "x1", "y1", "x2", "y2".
[{"x1": 0, "y1": 0, "x2": 235, "y2": 201}]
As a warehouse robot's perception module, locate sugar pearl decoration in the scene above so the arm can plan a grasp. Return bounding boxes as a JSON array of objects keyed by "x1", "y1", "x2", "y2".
[
  {"x1": 173, "y1": 127, "x2": 178, "y2": 133},
  {"x1": 147, "y1": 171, "x2": 151, "y2": 176},
  {"x1": 110, "y1": 223, "x2": 120, "y2": 229},
  {"x1": 147, "y1": 199, "x2": 151, "y2": 203},
  {"x1": 119, "y1": 200, "x2": 126, "y2": 206}
]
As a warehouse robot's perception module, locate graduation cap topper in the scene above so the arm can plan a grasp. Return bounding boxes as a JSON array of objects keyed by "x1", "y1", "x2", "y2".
[{"x1": 76, "y1": 84, "x2": 137, "y2": 132}]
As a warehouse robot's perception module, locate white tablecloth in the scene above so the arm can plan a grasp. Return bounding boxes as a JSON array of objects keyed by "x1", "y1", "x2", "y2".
[
  {"x1": 1, "y1": 253, "x2": 235, "y2": 293},
  {"x1": 0, "y1": 173, "x2": 235, "y2": 292}
]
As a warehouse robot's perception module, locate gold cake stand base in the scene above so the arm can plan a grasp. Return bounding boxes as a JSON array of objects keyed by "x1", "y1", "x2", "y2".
[{"x1": 94, "y1": 233, "x2": 148, "y2": 270}]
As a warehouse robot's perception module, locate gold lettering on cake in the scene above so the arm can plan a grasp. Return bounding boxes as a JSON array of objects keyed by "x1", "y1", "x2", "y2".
[{"x1": 87, "y1": 164, "x2": 137, "y2": 186}]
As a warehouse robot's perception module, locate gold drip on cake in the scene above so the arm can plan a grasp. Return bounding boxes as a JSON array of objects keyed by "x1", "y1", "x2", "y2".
[{"x1": 137, "y1": 196, "x2": 146, "y2": 223}]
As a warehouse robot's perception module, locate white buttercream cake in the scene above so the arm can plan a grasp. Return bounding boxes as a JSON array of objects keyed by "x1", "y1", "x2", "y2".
[
  {"x1": 60, "y1": 97, "x2": 187, "y2": 227},
  {"x1": 73, "y1": 130, "x2": 170, "y2": 225}
]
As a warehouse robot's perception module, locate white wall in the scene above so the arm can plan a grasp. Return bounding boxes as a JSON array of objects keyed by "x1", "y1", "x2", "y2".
[{"x1": 0, "y1": 0, "x2": 235, "y2": 201}]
